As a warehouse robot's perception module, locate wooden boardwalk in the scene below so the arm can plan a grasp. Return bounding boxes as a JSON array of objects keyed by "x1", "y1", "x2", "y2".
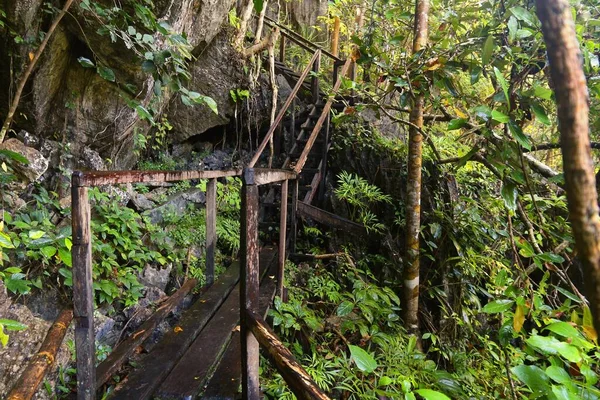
[{"x1": 7, "y1": 23, "x2": 364, "y2": 400}]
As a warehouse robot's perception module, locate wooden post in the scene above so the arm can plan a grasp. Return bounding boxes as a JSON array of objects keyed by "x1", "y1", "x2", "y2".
[
  {"x1": 289, "y1": 179, "x2": 298, "y2": 255},
  {"x1": 240, "y1": 168, "x2": 261, "y2": 399},
  {"x1": 290, "y1": 98, "x2": 296, "y2": 152},
  {"x1": 71, "y1": 172, "x2": 96, "y2": 400},
  {"x1": 278, "y1": 180, "x2": 288, "y2": 298},
  {"x1": 318, "y1": 114, "x2": 331, "y2": 206},
  {"x1": 206, "y1": 178, "x2": 217, "y2": 286},
  {"x1": 279, "y1": 35, "x2": 286, "y2": 62},
  {"x1": 311, "y1": 51, "x2": 321, "y2": 105},
  {"x1": 331, "y1": 16, "x2": 340, "y2": 57},
  {"x1": 332, "y1": 62, "x2": 340, "y2": 89}
]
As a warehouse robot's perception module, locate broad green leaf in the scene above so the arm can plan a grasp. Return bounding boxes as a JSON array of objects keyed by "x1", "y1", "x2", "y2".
[
  {"x1": 470, "y1": 66, "x2": 482, "y2": 84},
  {"x1": 59, "y1": 248, "x2": 72, "y2": 267},
  {"x1": 0, "y1": 149, "x2": 29, "y2": 164},
  {"x1": 77, "y1": 57, "x2": 95, "y2": 68},
  {"x1": 202, "y1": 96, "x2": 219, "y2": 115},
  {"x1": 526, "y1": 335, "x2": 582, "y2": 363},
  {"x1": 337, "y1": 301, "x2": 354, "y2": 316},
  {"x1": 510, "y1": 6, "x2": 536, "y2": 26},
  {"x1": 482, "y1": 35, "x2": 495, "y2": 65},
  {"x1": 253, "y1": 0, "x2": 264, "y2": 12},
  {"x1": 0, "y1": 319, "x2": 27, "y2": 331},
  {"x1": 349, "y1": 345, "x2": 377, "y2": 373},
  {"x1": 491, "y1": 110, "x2": 510, "y2": 123},
  {"x1": 508, "y1": 120, "x2": 532, "y2": 149},
  {"x1": 534, "y1": 85, "x2": 553, "y2": 100},
  {"x1": 508, "y1": 17, "x2": 518, "y2": 43},
  {"x1": 5, "y1": 274, "x2": 30, "y2": 294},
  {"x1": 481, "y1": 299, "x2": 514, "y2": 313},
  {"x1": 378, "y1": 376, "x2": 393, "y2": 387},
  {"x1": 545, "y1": 366, "x2": 571, "y2": 384},
  {"x1": 97, "y1": 66, "x2": 116, "y2": 82},
  {"x1": 29, "y1": 230, "x2": 46, "y2": 240},
  {"x1": 41, "y1": 246, "x2": 57, "y2": 258},
  {"x1": 511, "y1": 365, "x2": 550, "y2": 395},
  {"x1": 551, "y1": 385, "x2": 580, "y2": 400},
  {"x1": 414, "y1": 389, "x2": 451, "y2": 400},
  {"x1": 544, "y1": 321, "x2": 582, "y2": 339},
  {"x1": 448, "y1": 118, "x2": 468, "y2": 130},
  {"x1": 501, "y1": 182, "x2": 518, "y2": 211},
  {"x1": 0, "y1": 232, "x2": 14, "y2": 249},
  {"x1": 531, "y1": 103, "x2": 551, "y2": 125},
  {"x1": 494, "y1": 67, "x2": 510, "y2": 105},
  {"x1": 141, "y1": 60, "x2": 157, "y2": 74}
]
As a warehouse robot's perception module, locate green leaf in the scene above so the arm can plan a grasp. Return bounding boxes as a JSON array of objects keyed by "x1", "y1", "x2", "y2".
[
  {"x1": 501, "y1": 182, "x2": 518, "y2": 211},
  {"x1": 448, "y1": 118, "x2": 468, "y2": 130},
  {"x1": 482, "y1": 35, "x2": 495, "y2": 65},
  {"x1": 0, "y1": 232, "x2": 14, "y2": 249},
  {"x1": 414, "y1": 389, "x2": 451, "y2": 400},
  {"x1": 337, "y1": 301, "x2": 354, "y2": 316},
  {"x1": 491, "y1": 110, "x2": 510, "y2": 123},
  {"x1": 378, "y1": 376, "x2": 393, "y2": 387},
  {"x1": 349, "y1": 345, "x2": 377, "y2": 373},
  {"x1": 41, "y1": 246, "x2": 57, "y2": 258},
  {"x1": 0, "y1": 149, "x2": 29, "y2": 164},
  {"x1": 97, "y1": 66, "x2": 116, "y2": 82},
  {"x1": 29, "y1": 230, "x2": 46, "y2": 240},
  {"x1": 202, "y1": 96, "x2": 218, "y2": 115},
  {"x1": 534, "y1": 85, "x2": 553, "y2": 100},
  {"x1": 508, "y1": 120, "x2": 532, "y2": 150},
  {"x1": 511, "y1": 365, "x2": 550, "y2": 396},
  {"x1": 551, "y1": 385, "x2": 580, "y2": 400},
  {"x1": 135, "y1": 105, "x2": 155, "y2": 125},
  {"x1": 0, "y1": 325, "x2": 7, "y2": 347},
  {"x1": 526, "y1": 335, "x2": 582, "y2": 363},
  {"x1": 141, "y1": 60, "x2": 157, "y2": 74},
  {"x1": 253, "y1": 0, "x2": 264, "y2": 12},
  {"x1": 545, "y1": 366, "x2": 571, "y2": 384},
  {"x1": 5, "y1": 274, "x2": 31, "y2": 294},
  {"x1": 531, "y1": 103, "x2": 551, "y2": 126},
  {"x1": 0, "y1": 319, "x2": 27, "y2": 331},
  {"x1": 59, "y1": 248, "x2": 72, "y2": 267},
  {"x1": 481, "y1": 299, "x2": 514, "y2": 313},
  {"x1": 510, "y1": 6, "x2": 536, "y2": 26},
  {"x1": 508, "y1": 16, "x2": 518, "y2": 43},
  {"x1": 545, "y1": 321, "x2": 582, "y2": 340},
  {"x1": 77, "y1": 57, "x2": 95, "y2": 68},
  {"x1": 494, "y1": 67, "x2": 510, "y2": 105}
]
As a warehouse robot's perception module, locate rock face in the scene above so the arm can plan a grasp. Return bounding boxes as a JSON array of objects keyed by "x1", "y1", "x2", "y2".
[
  {"x1": 0, "y1": 0, "x2": 263, "y2": 169},
  {"x1": 0, "y1": 138, "x2": 49, "y2": 182},
  {"x1": 289, "y1": 0, "x2": 328, "y2": 35}
]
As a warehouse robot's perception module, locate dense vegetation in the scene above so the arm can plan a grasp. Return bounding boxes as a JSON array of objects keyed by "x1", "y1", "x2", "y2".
[{"x1": 1, "y1": 0, "x2": 600, "y2": 399}]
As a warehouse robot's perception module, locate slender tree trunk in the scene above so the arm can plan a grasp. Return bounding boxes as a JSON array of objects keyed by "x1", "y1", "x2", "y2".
[
  {"x1": 536, "y1": 0, "x2": 600, "y2": 330},
  {"x1": 402, "y1": 0, "x2": 430, "y2": 333}
]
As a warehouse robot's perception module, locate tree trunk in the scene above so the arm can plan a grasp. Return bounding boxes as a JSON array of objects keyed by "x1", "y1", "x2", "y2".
[
  {"x1": 402, "y1": 0, "x2": 430, "y2": 333},
  {"x1": 536, "y1": 0, "x2": 600, "y2": 330}
]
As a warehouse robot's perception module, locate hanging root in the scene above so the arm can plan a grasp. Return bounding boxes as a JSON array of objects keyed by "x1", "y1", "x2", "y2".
[{"x1": 268, "y1": 39, "x2": 278, "y2": 168}]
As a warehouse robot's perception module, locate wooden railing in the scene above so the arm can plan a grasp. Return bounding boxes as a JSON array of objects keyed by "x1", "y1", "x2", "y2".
[{"x1": 240, "y1": 167, "x2": 330, "y2": 400}]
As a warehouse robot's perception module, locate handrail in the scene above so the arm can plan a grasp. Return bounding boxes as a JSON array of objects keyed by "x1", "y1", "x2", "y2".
[
  {"x1": 73, "y1": 168, "x2": 242, "y2": 187},
  {"x1": 245, "y1": 309, "x2": 330, "y2": 400},
  {"x1": 249, "y1": 50, "x2": 321, "y2": 168},
  {"x1": 263, "y1": 16, "x2": 343, "y2": 63},
  {"x1": 294, "y1": 57, "x2": 354, "y2": 173}
]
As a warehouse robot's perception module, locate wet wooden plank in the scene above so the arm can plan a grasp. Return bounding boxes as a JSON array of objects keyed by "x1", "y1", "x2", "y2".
[
  {"x1": 95, "y1": 279, "x2": 197, "y2": 389},
  {"x1": 154, "y1": 286, "x2": 242, "y2": 399},
  {"x1": 7, "y1": 310, "x2": 73, "y2": 400},
  {"x1": 108, "y1": 263, "x2": 240, "y2": 400},
  {"x1": 71, "y1": 180, "x2": 96, "y2": 400},
  {"x1": 201, "y1": 251, "x2": 279, "y2": 400},
  {"x1": 77, "y1": 169, "x2": 241, "y2": 187},
  {"x1": 246, "y1": 310, "x2": 330, "y2": 400},
  {"x1": 297, "y1": 201, "x2": 368, "y2": 237},
  {"x1": 278, "y1": 180, "x2": 288, "y2": 297},
  {"x1": 253, "y1": 168, "x2": 297, "y2": 186}
]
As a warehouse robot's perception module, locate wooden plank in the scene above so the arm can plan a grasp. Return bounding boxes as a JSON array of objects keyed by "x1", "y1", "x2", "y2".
[
  {"x1": 240, "y1": 171, "x2": 260, "y2": 400},
  {"x1": 95, "y1": 279, "x2": 197, "y2": 389},
  {"x1": 303, "y1": 159, "x2": 323, "y2": 205},
  {"x1": 108, "y1": 263, "x2": 240, "y2": 400},
  {"x1": 253, "y1": 168, "x2": 297, "y2": 186},
  {"x1": 206, "y1": 178, "x2": 217, "y2": 286},
  {"x1": 246, "y1": 310, "x2": 330, "y2": 400},
  {"x1": 318, "y1": 116, "x2": 331, "y2": 205},
  {"x1": 6, "y1": 310, "x2": 73, "y2": 400},
  {"x1": 278, "y1": 180, "x2": 288, "y2": 297},
  {"x1": 155, "y1": 285, "x2": 242, "y2": 399},
  {"x1": 297, "y1": 201, "x2": 368, "y2": 237},
  {"x1": 201, "y1": 248, "x2": 278, "y2": 400},
  {"x1": 71, "y1": 175, "x2": 96, "y2": 400},
  {"x1": 78, "y1": 169, "x2": 241, "y2": 187},
  {"x1": 294, "y1": 58, "x2": 353, "y2": 173},
  {"x1": 249, "y1": 51, "x2": 321, "y2": 168}
]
